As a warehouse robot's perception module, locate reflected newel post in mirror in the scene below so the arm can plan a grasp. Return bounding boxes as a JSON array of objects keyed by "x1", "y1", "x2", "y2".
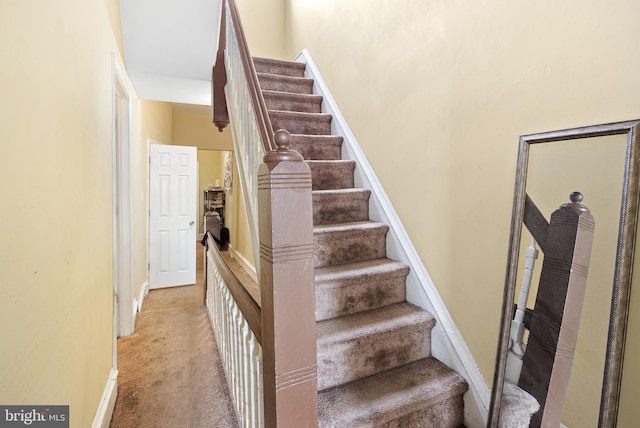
[
  {"x1": 488, "y1": 120, "x2": 640, "y2": 428},
  {"x1": 513, "y1": 192, "x2": 595, "y2": 427}
]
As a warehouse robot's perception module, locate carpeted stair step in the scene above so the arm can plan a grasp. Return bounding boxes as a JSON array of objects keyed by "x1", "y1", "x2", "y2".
[
  {"x1": 313, "y1": 188, "x2": 370, "y2": 225},
  {"x1": 306, "y1": 160, "x2": 355, "y2": 190},
  {"x1": 313, "y1": 221, "x2": 388, "y2": 268},
  {"x1": 290, "y1": 134, "x2": 343, "y2": 160},
  {"x1": 316, "y1": 302, "x2": 435, "y2": 390},
  {"x1": 315, "y1": 258, "x2": 409, "y2": 321},
  {"x1": 251, "y1": 55, "x2": 468, "y2": 426},
  {"x1": 262, "y1": 90, "x2": 322, "y2": 113},
  {"x1": 253, "y1": 57, "x2": 306, "y2": 78},
  {"x1": 257, "y1": 72, "x2": 314, "y2": 94},
  {"x1": 269, "y1": 110, "x2": 332, "y2": 135},
  {"x1": 318, "y1": 357, "x2": 468, "y2": 427}
]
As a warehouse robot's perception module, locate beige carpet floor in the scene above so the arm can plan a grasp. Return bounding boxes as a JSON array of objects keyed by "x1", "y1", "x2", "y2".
[{"x1": 110, "y1": 243, "x2": 239, "y2": 428}]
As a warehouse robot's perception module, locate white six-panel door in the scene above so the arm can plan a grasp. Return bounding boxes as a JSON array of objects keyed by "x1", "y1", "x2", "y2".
[{"x1": 149, "y1": 144, "x2": 197, "y2": 289}]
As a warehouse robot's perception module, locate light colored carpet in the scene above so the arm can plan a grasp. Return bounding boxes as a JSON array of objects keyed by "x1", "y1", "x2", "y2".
[{"x1": 110, "y1": 244, "x2": 239, "y2": 428}]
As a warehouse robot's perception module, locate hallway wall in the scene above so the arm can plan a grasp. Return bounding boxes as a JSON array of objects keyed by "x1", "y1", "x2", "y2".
[
  {"x1": 234, "y1": 0, "x2": 286, "y2": 60},
  {"x1": 0, "y1": 0, "x2": 126, "y2": 426},
  {"x1": 132, "y1": 100, "x2": 173, "y2": 300},
  {"x1": 280, "y1": 0, "x2": 640, "y2": 424}
]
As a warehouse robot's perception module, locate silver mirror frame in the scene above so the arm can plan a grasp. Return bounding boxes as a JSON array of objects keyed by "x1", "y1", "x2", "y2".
[{"x1": 488, "y1": 119, "x2": 640, "y2": 427}]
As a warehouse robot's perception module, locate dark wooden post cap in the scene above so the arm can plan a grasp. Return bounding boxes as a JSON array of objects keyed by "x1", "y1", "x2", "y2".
[
  {"x1": 263, "y1": 129, "x2": 304, "y2": 164},
  {"x1": 562, "y1": 191, "x2": 590, "y2": 214}
]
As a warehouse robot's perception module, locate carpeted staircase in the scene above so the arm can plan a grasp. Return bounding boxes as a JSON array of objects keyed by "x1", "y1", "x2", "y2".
[{"x1": 254, "y1": 57, "x2": 468, "y2": 427}]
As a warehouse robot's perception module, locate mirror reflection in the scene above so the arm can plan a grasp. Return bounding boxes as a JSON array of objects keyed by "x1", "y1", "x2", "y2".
[
  {"x1": 489, "y1": 121, "x2": 640, "y2": 428},
  {"x1": 508, "y1": 136, "x2": 626, "y2": 426}
]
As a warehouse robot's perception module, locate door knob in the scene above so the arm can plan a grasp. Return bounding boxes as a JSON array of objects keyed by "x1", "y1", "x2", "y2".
[{"x1": 189, "y1": 221, "x2": 195, "y2": 226}]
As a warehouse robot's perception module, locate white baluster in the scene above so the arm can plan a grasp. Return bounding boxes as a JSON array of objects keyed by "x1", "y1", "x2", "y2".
[
  {"x1": 506, "y1": 238, "x2": 538, "y2": 384},
  {"x1": 255, "y1": 345, "x2": 264, "y2": 428},
  {"x1": 240, "y1": 319, "x2": 251, "y2": 426}
]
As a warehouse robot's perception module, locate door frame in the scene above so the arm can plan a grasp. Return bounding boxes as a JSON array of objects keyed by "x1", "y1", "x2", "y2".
[{"x1": 112, "y1": 55, "x2": 134, "y2": 343}]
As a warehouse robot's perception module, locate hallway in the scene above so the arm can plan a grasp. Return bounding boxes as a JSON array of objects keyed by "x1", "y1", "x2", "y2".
[{"x1": 110, "y1": 244, "x2": 239, "y2": 428}]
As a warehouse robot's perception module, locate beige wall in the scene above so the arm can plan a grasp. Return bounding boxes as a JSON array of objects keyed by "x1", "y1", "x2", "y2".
[
  {"x1": 141, "y1": 101, "x2": 173, "y2": 145},
  {"x1": 0, "y1": 0, "x2": 124, "y2": 426},
  {"x1": 235, "y1": 0, "x2": 286, "y2": 59},
  {"x1": 129, "y1": 100, "x2": 173, "y2": 300},
  {"x1": 172, "y1": 105, "x2": 233, "y2": 151},
  {"x1": 281, "y1": 0, "x2": 640, "y2": 422}
]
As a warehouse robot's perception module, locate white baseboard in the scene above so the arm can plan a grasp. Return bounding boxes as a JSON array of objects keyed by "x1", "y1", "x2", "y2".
[
  {"x1": 228, "y1": 245, "x2": 258, "y2": 283},
  {"x1": 137, "y1": 281, "x2": 149, "y2": 313},
  {"x1": 91, "y1": 367, "x2": 118, "y2": 428}
]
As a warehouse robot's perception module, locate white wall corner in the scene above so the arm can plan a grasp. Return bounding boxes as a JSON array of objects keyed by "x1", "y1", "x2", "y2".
[
  {"x1": 137, "y1": 281, "x2": 149, "y2": 313},
  {"x1": 91, "y1": 367, "x2": 118, "y2": 428}
]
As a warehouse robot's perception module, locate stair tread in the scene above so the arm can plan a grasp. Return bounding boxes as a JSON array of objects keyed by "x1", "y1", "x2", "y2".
[
  {"x1": 314, "y1": 258, "x2": 408, "y2": 321},
  {"x1": 289, "y1": 134, "x2": 343, "y2": 161},
  {"x1": 257, "y1": 70, "x2": 311, "y2": 79},
  {"x1": 262, "y1": 89, "x2": 322, "y2": 102},
  {"x1": 318, "y1": 357, "x2": 468, "y2": 426},
  {"x1": 253, "y1": 57, "x2": 306, "y2": 77},
  {"x1": 314, "y1": 220, "x2": 387, "y2": 234},
  {"x1": 317, "y1": 302, "x2": 435, "y2": 344},
  {"x1": 315, "y1": 258, "x2": 408, "y2": 283},
  {"x1": 313, "y1": 188, "x2": 370, "y2": 197},
  {"x1": 269, "y1": 109, "x2": 332, "y2": 120},
  {"x1": 257, "y1": 72, "x2": 313, "y2": 84},
  {"x1": 306, "y1": 159, "x2": 355, "y2": 165},
  {"x1": 291, "y1": 133, "x2": 342, "y2": 140}
]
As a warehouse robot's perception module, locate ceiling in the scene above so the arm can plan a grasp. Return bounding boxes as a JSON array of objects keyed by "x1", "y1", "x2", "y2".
[{"x1": 120, "y1": 0, "x2": 221, "y2": 107}]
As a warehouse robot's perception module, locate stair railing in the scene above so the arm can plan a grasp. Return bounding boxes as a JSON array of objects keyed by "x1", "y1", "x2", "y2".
[
  {"x1": 203, "y1": 232, "x2": 263, "y2": 427},
  {"x1": 210, "y1": 1, "x2": 318, "y2": 426},
  {"x1": 214, "y1": 0, "x2": 275, "y2": 269}
]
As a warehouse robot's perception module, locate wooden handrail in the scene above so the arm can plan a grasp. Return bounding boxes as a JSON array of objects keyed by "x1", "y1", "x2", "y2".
[
  {"x1": 212, "y1": 0, "x2": 276, "y2": 153},
  {"x1": 205, "y1": 232, "x2": 262, "y2": 344},
  {"x1": 523, "y1": 194, "x2": 549, "y2": 253}
]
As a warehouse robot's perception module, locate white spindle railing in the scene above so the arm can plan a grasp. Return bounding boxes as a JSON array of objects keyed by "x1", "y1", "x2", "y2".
[
  {"x1": 223, "y1": 2, "x2": 266, "y2": 267},
  {"x1": 206, "y1": 237, "x2": 263, "y2": 428}
]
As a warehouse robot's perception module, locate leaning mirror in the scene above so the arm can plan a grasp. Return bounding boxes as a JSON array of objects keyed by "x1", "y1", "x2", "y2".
[{"x1": 488, "y1": 120, "x2": 640, "y2": 427}]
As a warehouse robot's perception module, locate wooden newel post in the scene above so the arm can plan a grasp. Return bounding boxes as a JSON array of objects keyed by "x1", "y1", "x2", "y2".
[
  {"x1": 258, "y1": 129, "x2": 318, "y2": 427},
  {"x1": 519, "y1": 192, "x2": 595, "y2": 427}
]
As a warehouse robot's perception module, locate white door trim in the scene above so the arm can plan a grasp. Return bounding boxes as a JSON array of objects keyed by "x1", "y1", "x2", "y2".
[{"x1": 112, "y1": 54, "x2": 134, "y2": 342}]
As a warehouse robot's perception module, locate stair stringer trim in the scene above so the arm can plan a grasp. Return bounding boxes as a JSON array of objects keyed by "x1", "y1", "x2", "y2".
[{"x1": 294, "y1": 48, "x2": 489, "y2": 427}]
